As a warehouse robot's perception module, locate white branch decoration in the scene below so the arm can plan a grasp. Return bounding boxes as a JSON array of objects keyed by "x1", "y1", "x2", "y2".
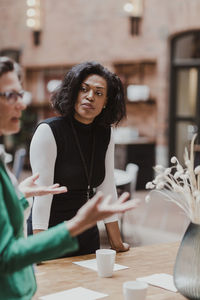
[{"x1": 145, "y1": 134, "x2": 200, "y2": 225}]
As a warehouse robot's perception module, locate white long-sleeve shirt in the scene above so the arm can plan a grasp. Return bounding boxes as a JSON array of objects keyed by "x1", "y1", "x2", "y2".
[{"x1": 30, "y1": 123, "x2": 118, "y2": 230}]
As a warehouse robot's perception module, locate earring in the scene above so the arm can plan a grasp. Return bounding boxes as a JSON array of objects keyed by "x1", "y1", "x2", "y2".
[{"x1": 103, "y1": 105, "x2": 106, "y2": 109}]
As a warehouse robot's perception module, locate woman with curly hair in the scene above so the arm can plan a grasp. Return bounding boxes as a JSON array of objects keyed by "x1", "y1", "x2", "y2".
[{"x1": 29, "y1": 61, "x2": 129, "y2": 256}]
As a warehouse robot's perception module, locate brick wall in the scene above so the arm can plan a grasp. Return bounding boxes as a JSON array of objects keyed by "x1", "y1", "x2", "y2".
[{"x1": 1, "y1": 0, "x2": 200, "y2": 164}]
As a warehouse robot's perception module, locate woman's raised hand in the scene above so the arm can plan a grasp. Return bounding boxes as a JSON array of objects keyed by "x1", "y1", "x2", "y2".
[
  {"x1": 66, "y1": 191, "x2": 140, "y2": 237},
  {"x1": 18, "y1": 173, "x2": 67, "y2": 198}
]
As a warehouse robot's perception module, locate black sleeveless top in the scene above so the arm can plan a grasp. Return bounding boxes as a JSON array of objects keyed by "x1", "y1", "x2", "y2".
[{"x1": 42, "y1": 116, "x2": 111, "y2": 256}]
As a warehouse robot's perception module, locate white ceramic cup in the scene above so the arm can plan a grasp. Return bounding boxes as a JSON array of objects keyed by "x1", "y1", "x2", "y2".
[
  {"x1": 96, "y1": 249, "x2": 116, "y2": 277},
  {"x1": 123, "y1": 281, "x2": 148, "y2": 300}
]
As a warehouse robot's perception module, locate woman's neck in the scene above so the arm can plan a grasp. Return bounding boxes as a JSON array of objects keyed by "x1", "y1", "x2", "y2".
[{"x1": 73, "y1": 113, "x2": 94, "y2": 125}]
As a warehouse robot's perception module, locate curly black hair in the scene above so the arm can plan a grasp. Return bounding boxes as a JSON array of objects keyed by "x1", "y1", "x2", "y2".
[{"x1": 51, "y1": 61, "x2": 126, "y2": 126}]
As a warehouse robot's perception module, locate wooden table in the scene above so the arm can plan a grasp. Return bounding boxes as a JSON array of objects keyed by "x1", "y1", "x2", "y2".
[{"x1": 33, "y1": 243, "x2": 187, "y2": 299}]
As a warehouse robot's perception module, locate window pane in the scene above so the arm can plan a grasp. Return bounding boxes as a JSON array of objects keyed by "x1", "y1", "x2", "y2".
[
  {"x1": 174, "y1": 32, "x2": 200, "y2": 60},
  {"x1": 176, "y1": 122, "x2": 197, "y2": 165},
  {"x1": 176, "y1": 68, "x2": 197, "y2": 117}
]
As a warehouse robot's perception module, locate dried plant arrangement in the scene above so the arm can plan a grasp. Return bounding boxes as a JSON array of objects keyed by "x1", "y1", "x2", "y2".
[{"x1": 145, "y1": 134, "x2": 200, "y2": 225}]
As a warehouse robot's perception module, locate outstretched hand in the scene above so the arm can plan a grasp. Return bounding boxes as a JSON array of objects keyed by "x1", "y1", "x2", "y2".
[
  {"x1": 67, "y1": 191, "x2": 140, "y2": 237},
  {"x1": 18, "y1": 173, "x2": 67, "y2": 198}
]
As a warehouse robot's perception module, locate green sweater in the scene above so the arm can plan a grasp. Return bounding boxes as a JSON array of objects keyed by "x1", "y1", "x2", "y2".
[{"x1": 0, "y1": 161, "x2": 78, "y2": 300}]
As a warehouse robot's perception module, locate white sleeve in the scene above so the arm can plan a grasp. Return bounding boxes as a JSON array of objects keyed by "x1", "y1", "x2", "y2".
[
  {"x1": 96, "y1": 128, "x2": 118, "y2": 223},
  {"x1": 30, "y1": 123, "x2": 57, "y2": 230}
]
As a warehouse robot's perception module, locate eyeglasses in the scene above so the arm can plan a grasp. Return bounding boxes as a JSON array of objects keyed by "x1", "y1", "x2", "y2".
[{"x1": 0, "y1": 90, "x2": 25, "y2": 104}]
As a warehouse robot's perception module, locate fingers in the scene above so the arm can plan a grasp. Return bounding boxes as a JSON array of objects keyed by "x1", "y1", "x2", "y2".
[
  {"x1": 89, "y1": 191, "x2": 104, "y2": 206},
  {"x1": 118, "y1": 242, "x2": 130, "y2": 252},
  {"x1": 51, "y1": 186, "x2": 68, "y2": 193},
  {"x1": 101, "y1": 195, "x2": 112, "y2": 207},
  {"x1": 49, "y1": 183, "x2": 60, "y2": 188},
  {"x1": 118, "y1": 192, "x2": 130, "y2": 204},
  {"x1": 44, "y1": 186, "x2": 68, "y2": 194},
  {"x1": 122, "y1": 242, "x2": 130, "y2": 251},
  {"x1": 118, "y1": 198, "x2": 140, "y2": 212},
  {"x1": 31, "y1": 172, "x2": 40, "y2": 182},
  {"x1": 112, "y1": 242, "x2": 130, "y2": 252},
  {"x1": 33, "y1": 185, "x2": 68, "y2": 196},
  {"x1": 105, "y1": 198, "x2": 140, "y2": 214},
  {"x1": 130, "y1": 198, "x2": 140, "y2": 206}
]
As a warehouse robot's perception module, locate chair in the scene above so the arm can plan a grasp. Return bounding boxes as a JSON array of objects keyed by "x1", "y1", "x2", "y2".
[
  {"x1": 0, "y1": 144, "x2": 13, "y2": 163},
  {"x1": 117, "y1": 163, "x2": 139, "y2": 239},
  {"x1": 125, "y1": 163, "x2": 139, "y2": 197},
  {"x1": 12, "y1": 148, "x2": 26, "y2": 180}
]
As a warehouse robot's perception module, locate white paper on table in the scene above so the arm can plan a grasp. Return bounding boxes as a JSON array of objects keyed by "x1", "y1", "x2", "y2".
[
  {"x1": 137, "y1": 273, "x2": 177, "y2": 292},
  {"x1": 39, "y1": 287, "x2": 108, "y2": 300},
  {"x1": 73, "y1": 258, "x2": 129, "y2": 271}
]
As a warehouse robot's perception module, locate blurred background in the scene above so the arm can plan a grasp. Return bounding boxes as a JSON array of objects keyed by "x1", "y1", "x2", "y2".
[{"x1": 1, "y1": 0, "x2": 200, "y2": 246}]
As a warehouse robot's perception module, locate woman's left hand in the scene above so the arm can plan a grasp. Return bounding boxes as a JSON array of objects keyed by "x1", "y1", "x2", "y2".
[
  {"x1": 105, "y1": 220, "x2": 132, "y2": 252},
  {"x1": 18, "y1": 173, "x2": 67, "y2": 198},
  {"x1": 111, "y1": 242, "x2": 130, "y2": 252}
]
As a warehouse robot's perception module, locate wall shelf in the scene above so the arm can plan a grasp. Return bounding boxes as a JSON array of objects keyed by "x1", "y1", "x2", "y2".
[{"x1": 127, "y1": 98, "x2": 156, "y2": 104}]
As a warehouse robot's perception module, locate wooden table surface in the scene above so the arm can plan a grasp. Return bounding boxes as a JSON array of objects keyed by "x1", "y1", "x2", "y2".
[{"x1": 33, "y1": 243, "x2": 187, "y2": 300}]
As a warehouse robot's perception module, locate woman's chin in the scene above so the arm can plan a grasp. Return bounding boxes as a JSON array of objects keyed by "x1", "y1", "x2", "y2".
[{"x1": 2, "y1": 125, "x2": 20, "y2": 135}]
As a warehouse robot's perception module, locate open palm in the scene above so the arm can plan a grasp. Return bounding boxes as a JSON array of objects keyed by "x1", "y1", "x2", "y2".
[{"x1": 19, "y1": 173, "x2": 67, "y2": 198}]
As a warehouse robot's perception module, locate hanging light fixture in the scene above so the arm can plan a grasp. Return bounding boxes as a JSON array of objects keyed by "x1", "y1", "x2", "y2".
[
  {"x1": 26, "y1": 0, "x2": 42, "y2": 46},
  {"x1": 123, "y1": 0, "x2": 143, "y2": 35}
]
